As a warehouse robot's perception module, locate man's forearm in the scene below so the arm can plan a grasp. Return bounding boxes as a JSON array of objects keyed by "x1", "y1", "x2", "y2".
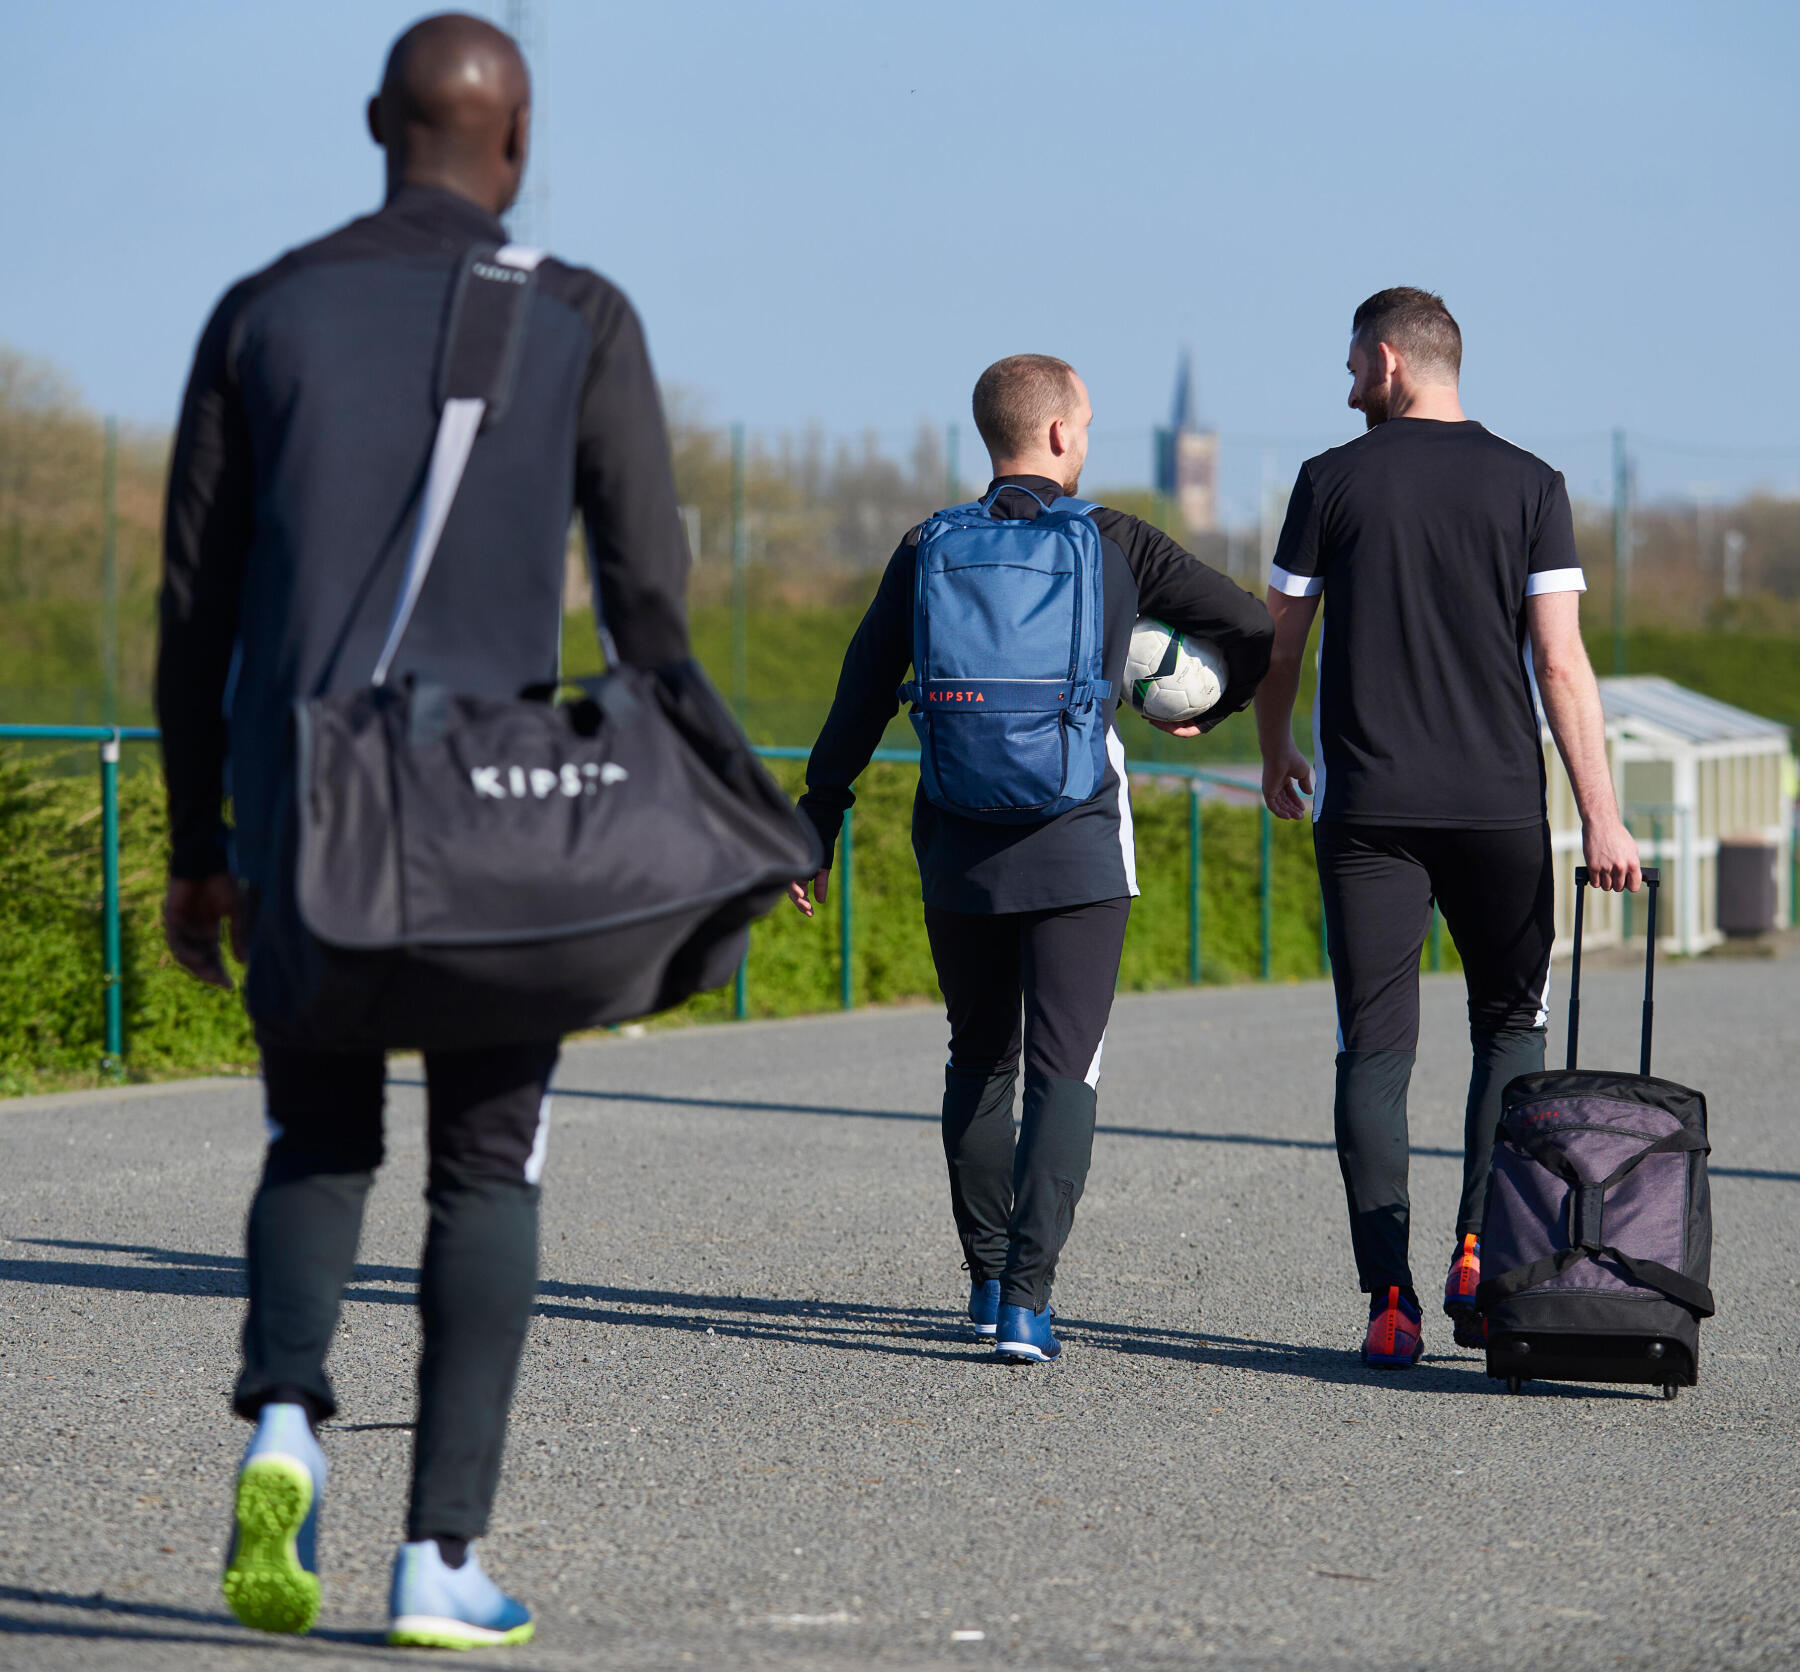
[
  {"x1": 1539, "y1": 659, "x2": 1620, "y2": 827},
  {"x1": 1254, "y1": 651, "x2": 1303, "y2": 764}
]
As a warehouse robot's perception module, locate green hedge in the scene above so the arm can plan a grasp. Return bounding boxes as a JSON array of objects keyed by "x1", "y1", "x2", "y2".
[
  {"x1": 1, "y1": 752, "x2": 1463, "y2": 1096},
  {"x1": 0, "y1": 750, "x2": 256, "y2": 1096}
]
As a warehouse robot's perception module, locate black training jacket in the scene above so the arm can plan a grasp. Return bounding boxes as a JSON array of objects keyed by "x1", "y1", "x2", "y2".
[
  {"x1": 158, "y1": 185, "x2": 690, "y2": 886},
  {"x1": 797, "y1": 477, "x2": 1273, "y2": 915}
]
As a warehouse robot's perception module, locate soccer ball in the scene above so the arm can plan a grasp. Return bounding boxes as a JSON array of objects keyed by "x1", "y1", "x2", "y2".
[{"x1": 1124, "y1": 618, "x2": 1226, "y2": 723}]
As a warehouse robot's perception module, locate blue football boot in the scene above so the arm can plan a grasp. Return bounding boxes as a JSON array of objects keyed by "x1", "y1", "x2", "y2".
[
  {"x1": 221, "y1": 1402, "x2": 325, "y2": 1634},
  {"x1": 968, "y1": 1278, "x2": 1002, "y2": 1338},
  {"x1": 388, "y1": 1538, "x2": 535, "y2": 1649},
  {"x1": 994, "y1": 1301, "x2": 1060, "y2": 1363}
]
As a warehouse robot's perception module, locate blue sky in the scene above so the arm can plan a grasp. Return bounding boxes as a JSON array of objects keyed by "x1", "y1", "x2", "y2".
[{"x1": 4, "y1": 1, "x2": 1796, "y2": 515}]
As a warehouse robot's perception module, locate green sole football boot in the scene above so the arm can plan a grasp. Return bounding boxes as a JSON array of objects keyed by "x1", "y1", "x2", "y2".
[{"x1": 221, "y1": 1404, "x2": 324, "y2": 1634}]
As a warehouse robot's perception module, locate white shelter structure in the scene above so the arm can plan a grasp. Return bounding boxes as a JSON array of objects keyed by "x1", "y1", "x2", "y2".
[{"x1": 1542, "y1": 676, "x2": 1794, "y2": 956}]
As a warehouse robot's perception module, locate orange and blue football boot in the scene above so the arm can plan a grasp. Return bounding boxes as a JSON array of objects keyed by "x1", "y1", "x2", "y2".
[
  {"x1": 1443, "y1": 1233, "x2": 1485, "y2": 1349},
  {"x1": 1362, "y1": 1285, "x2": 1424, "y2": 1368}
]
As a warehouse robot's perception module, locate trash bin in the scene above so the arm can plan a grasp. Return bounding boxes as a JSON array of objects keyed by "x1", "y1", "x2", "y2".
[{"x1": 1717, "y1": 835, "x2": 1778, "y2": 937}]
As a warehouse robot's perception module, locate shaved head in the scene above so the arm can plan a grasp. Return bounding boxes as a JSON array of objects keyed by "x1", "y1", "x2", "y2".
[{"x1": 369, "y1": 13, "x2": 531, "y2": 216}]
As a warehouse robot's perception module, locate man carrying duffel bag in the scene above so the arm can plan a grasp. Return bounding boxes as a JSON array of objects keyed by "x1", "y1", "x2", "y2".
[
  {"x1": 157, "y1": 15, "x2": 813, "y2": 1648},
  {"x1": 1478, "y1": 866, "x2": 1715, "y2": 1399},
  {"x1": 790, "y1": 353, "x2": 1272, "y2": 1364}
]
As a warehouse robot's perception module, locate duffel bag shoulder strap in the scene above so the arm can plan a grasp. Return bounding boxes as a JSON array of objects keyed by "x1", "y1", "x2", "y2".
[
  {"x1": 1508, "y1": 1122, "x2": 1706, "y2": 1193},
  {"x1": 1478, "y1": 1246, "x2": 1715, "y2": 1318},
  {"x1": 370, "y1": 243, "x2": 544, "y2": 687},
  {"x1": 1607, "y1": 1251, "x2": 1716, "y2": 1317}
]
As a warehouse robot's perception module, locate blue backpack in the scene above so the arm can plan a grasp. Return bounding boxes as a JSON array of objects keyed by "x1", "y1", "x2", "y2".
[{"x1": 898, "y1": 486, "x2": 1113, "y2": 822}]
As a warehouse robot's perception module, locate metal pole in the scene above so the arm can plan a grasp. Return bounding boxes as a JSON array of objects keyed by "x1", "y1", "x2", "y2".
[
  {"x1": 1611, "y1": 427, "x2": 1629, "y2": 676},
  {"x1": 1650, "y1": 814, "x2": 1662, "y2": 953},
  {"x1": 100, "y1": 731, "x2": 123, "y2": 1077},
  {"x1": 102, "y1": 417, "x2": 118, "y2": 724},
  {"x1": 733, "y1": 952, "x2": 747, "y2": 1021},
  {"x1": 1187, "y1": 787, "x2": 1201, "y2": 985},
  {"x1": 1259, "y1": 802, "x2": 1272, "y2": 981},
  {"x1": 731, "y1": 421, "x2": 747, "y2": 721},
  {"x1": 838, "y1": 808, "x2": 854, "y2": 1011},
  {"x1": 946, "y1": 422, "x2": 960, "y2": 505},
  {"x1": 1429, "y1": 901, "x2": 1442, "y2": 972}
]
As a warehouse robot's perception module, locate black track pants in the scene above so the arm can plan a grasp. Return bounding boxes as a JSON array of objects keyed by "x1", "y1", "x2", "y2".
[
  {"x1": 924, "y1": 897, "x2": 1130, "y2": 1311},
  {"x1": 1315, "y1": 822, "x2": 1553, "y2": 1293},
  {"x1": 236, "y1": 1039, "x2": 558, "y2": 1542}
]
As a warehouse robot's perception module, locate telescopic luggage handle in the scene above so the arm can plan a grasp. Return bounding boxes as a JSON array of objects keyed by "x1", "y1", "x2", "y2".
[{"x1": 1568, "y1": 864, "x2": 1659, "y2": 1075}]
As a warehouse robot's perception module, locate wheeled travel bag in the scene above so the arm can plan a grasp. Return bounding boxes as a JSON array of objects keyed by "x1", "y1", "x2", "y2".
[
  {"x1": 1478, "y1": 866, "x2": 1715, "y2": 1399},
  {"x1": 243, "y1": 244, "x2": 820, "y2": 1051}
]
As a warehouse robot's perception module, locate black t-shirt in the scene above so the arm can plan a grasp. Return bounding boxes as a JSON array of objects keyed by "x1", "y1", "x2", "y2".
[{"x1": 1270, "y1": 419, "x2": 1585, "y2": 829}]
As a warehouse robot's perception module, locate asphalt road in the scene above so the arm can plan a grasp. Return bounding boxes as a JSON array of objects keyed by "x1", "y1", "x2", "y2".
[{"x1": 3, "y1": 951, "x2": 1797, "y2": 1671}]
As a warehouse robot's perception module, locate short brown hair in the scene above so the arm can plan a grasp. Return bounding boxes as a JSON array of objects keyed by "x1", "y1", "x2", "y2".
[
  {"x1": 1351, "y1": 287, "x2": 1462, "y2": 382},
  {"x1": 971, "y1": 354, "x2": 1080, "y2": 458}
]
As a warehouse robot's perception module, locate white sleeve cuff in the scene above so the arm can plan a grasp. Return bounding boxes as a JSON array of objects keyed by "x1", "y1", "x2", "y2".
[
  {"x1": 1526, "y1": 567, "x2": 1587, "y2": 596},
  {"x1": 1269, "y1": 564, "x2": 1324, "y2": 597}
]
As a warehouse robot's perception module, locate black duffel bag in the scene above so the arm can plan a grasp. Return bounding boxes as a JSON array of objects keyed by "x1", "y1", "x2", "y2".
[{"x1": 243, "y1": 244, "x2": 819, "y2": 1050}]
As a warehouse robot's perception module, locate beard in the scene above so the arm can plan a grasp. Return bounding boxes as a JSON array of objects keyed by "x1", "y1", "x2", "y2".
[
  {"x1": 1061, "y1": 460, "x2": 1084, "y2": 495},
  {"x1": 1358, "y1": 383, "x2": 1390, "y2": 429}
]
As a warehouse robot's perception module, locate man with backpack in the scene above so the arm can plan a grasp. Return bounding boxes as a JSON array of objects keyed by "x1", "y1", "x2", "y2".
[
  {"x1": 791, "y1": 354, "x2": 1272, "y2": 1363},
  {"x1": 157, "y1": 14, "x2": 690, "y2": 1646},
  {"x1": 1253, "y1": 287, "x2": 1641, "y2": 1369}
]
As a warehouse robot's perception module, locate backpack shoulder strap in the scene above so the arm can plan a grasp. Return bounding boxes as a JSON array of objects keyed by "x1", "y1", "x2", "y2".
[
  {"x1": 1049, "y1": 495, "x2": 1102, "y2": 519},
  {"x1": 370, "y1": 244, "x2": 543, "y2": 687}
]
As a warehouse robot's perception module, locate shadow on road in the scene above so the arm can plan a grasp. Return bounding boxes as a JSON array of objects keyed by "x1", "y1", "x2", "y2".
[
  {"x1": 445, "y1": 1080, "x2": 1465, "y2": 1161},
  {"x1": 438, "y1": 1082, "x2": 1796, "y2": 1181},
  {"x1": 0, "y1": 1583, "x2": 388, "y2": 1655},
  {"x1": 5, "y1": 1237, "x2": 1663, "y2": 1398}
]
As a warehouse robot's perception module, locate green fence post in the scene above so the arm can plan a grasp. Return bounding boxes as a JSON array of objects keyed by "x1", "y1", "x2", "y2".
[
  {"x1": 730, "y1": 421, "x2": 747, "y2": 722},
  {"x1": 1259, "y1": 802, "x2": 1272, "y2": 982},
  {"x1": 1429, "y1": 901, "x2": 1442, "y2": 972},
  {"x1": 1187, "y1": 786, "x2": 1201, "y2": 985},
  {"x1": 733, "y1": 955, "x2": 747, "y2": 1021},
  {"x1": 100, "y1": 731, "x2": 124, "y2": 1078},
  {"x1": 838, "y1": 807, "x2": 854, "y2": 1011}
]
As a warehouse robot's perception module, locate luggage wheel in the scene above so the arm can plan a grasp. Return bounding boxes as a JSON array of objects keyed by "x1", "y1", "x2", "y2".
[
  {"x1": 1505, "y1": 1376, "x2": 1525, "y2": 1395},
  {"x1": 1662, "y1": 1383, "x2": 1680, "y2": 1402}
]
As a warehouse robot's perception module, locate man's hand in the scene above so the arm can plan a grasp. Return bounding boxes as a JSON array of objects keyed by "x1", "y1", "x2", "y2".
[
  {"x1": 163, "y1": 873, "x2": 246, "y2": 989},
  {"x1": 1582, "y1": 817, "x2": 1643, "y2": 894},
  {"x1": 1262, "y1": 741, "x2": 1314, "y2": 820},
  {"x1": 788, "y1": 870, "x2": 831, "y2": 918},
  {"x1": 1147, "y1": 714, "x2": 1204, "y2": 740}
]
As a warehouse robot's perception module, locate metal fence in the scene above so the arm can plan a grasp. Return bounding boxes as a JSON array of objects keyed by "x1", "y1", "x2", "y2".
[
  {"x1": 23, "y1": 722, "x2": 1783, "y2": 1082},
  {"x1": 2, "y1": 723, "x2": 1319, "y2": 1079},
  {"x1": 2, "y1": 722, "x2": 159, "y2": 1075}
]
